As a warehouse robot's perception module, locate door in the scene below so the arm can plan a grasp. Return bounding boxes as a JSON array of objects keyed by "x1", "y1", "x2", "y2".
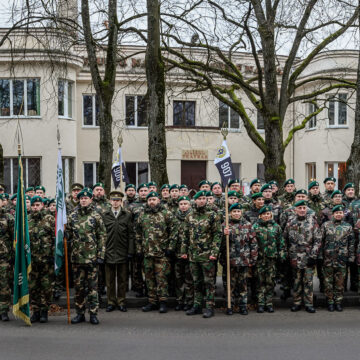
[{"x1": 181, "y1": 160, "x2": 207, "y2": 192}]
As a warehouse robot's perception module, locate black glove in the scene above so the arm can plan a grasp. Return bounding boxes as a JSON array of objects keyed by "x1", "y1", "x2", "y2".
[
  {"x1": 136, "y1": 252, "x2": 144, "y2": 260},
  {"x1": 97, "y1": 258, "x2": 104, "y2": 265},
  {"x1": 165, "y1": 249, "x2": 175, "y2": 258},
  {"x1": 307, "y1": 257, "x2": 317, "y2": 267}
]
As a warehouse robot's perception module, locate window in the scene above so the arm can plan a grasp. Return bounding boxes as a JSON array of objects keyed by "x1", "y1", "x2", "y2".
[
  {"x1": 326, "y1": 162, "x2": 346, "y2": 190},
  {"x1": 219, "y1": 101, "x2": 241, "y2": 130},
  {"x1": 257, "y1": 163, "x2": 265, "y2": 182},
  {"x1": 83, "y1": 162, "x2": 99, "y2": 188},
  {"x1": 328, "y1": 93, "x2": 347, "y2": 126},
  {"x1": 307, "y1": 103, "x2": 317, "y2": 129},
  {"x1": 58, "y1": 80, "x2": 73, "y2": 118},
  {"x1": 125, "y1": 162, "x2": 149, "y2": 187},
  {"x1": 257, "y1": 111, "x2": 265, "y2": 130},
  {"x1": 173, "y1": 100, "x2": 195, "y2": 127},
  {"x1": 232, "y1": 163, "x2": 241, "y2": 179},
  {"x1": 62, "y1": 157, "x2": 75, "y2": 194},
  {"x1": 83, "y1": 95, "x2": 99, "y2": 127},
  {"x1": 0, "y1": 79, "x2": 40, "y2": 117},
  {"x1": 306, "y1": 163, "x2": 316, "y2": 184},
  {"x1": 4, "y1": 157, "x2": 41, "y2": 194},
  {"x1": 125, "y1": 95, "x2": 147, "y2": 127}
]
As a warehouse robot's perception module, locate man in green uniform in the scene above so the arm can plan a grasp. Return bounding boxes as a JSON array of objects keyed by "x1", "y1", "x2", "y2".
[
  {"x1": 25, "y1": 186, "x2": 35, "y2": 198},
  {"x1": 66, "y1": 183, "x2": 83, "y2": 213},
  {"x1": 35, "y1": 185, "x2": 46, "y2": 198},
  {"x1": 160, "y1": 184, "x2": 170, "y2": 204},
  {"x1": 179, "y1": 184, "x2": 189, "y2": 197},
  {"x1": 211, "y1": 182, "x2": 224, "y2": 209},
  {"x1": 322, "y1": 177, "x2": 336, "y2": 206},
  {"x1": 199, "y1": 180, "x2": 211, "y2": 192},
  {"x1": 279, "y1": 179, "x2": 296, "y2": 209},
  {"x1": 123, "y1": 184, "x2": 137, "y2": 208},
  {"x1": 244, "y1": 192, "x2": 265, "y2": 224},
  {"x1": 244, "y1": 178, "x2": 261, "y2": 204},
  {"x1": 342, "y1": 183, "x2": 356, "y2": 208}
]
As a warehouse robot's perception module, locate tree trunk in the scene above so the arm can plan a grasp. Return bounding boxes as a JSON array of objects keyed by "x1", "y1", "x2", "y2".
[
  {"x1": 145, "y1": 0, "x2": 169, "y2": 186},
  {"x1": 0, "y1": 143, "x2": 3, "y2": 184}
]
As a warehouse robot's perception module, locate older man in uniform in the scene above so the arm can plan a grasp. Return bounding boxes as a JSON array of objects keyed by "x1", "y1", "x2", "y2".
[{"x1": 66, "y1": 183, "x2": 83, "y2": 213}]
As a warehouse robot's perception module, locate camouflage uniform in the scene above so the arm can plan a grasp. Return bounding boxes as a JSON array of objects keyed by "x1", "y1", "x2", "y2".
[
  {"x1": 182, "y1": 205, "x2": 222, "y2": 309},
  {"x1": 123, "y1": 195, "x2": 137, "y2": 209},
  {"x1": 28, "y1": 210, "x2": 55, "y2": 312},
  {"x1": 92, "y1": 195, "x2": 111, "y2": 214},
  {"x1": 252, "y1": 219, "x2": 286, "y2": 306},
  {"x1": 136, "y1": 204, "x2": 175, "y2": 305},
  {"x1": 214, "y1": 194, "x2": 225, "y2": 209},
  {"x1": 66, "y1": 196, "x2": 79, "y2": 214},
  {"x1": 278, "y1": 191, "x2": 295, "y2": 210},
  {"x1": 321, "y1": 190, "x2": 334, "y2": 207},
  {"x1": 0, "y1": 208, "x2": 14, "y2": 314},
  {"x1": 342, "y1": 196, "x2": 356, "y2": 209},
  {"x1": 264, "y1": 199, "x2": 282, "y2": 224},
  {"x1": 320, "y1": 219, "x2": 355, "y2": 304},
  {"x1": 66, "y1": 205, "x2": 106, "y2": 315},
  {"x1": 244, "y1": 206, "x2": 261, "y2": 225},
  {"x1": 283, "y1": 215, "x2": 321, "y2": 307}
]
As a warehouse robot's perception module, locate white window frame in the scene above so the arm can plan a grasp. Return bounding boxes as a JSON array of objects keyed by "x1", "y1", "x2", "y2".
[
  {"x1": 0, "y1": 78, "x2": 41, "y2": 118},
  {"x1": 306, "y1": 162, "x2": 316, "y2": 183},
  {"x1": 82, "y1": 94, "x2": 99, "y2": 128},
  {"x1": 219, "y1": 101, "x2": 242, "y2": 132},
  {"x1": 83, "y1": 162, "x2": 98, "y2": 187},
  {"x1": 63, "y1": 157, "x2": 75, "y2": 194},
  {"x1": 125, "y1": 161, "x2": 149, "y2": 187},
  {"x1": 307, "y1": 103, "x2": 317, "y2": 130},
  {"x1": 327, "y1": 93, "x2": 348, "y2": 128},
  {"x1": 58, "y1": 79, "x2": 73, "y2": 119},
  {"x1": 326, "y1": 162, "x2": 346, "y2": 190},
  {"x1": 125, "y1": 95, "x2": 147, "y2": 128},
  {"x1": 173, "y1": 100, "x2": 196, "y2": 127}
]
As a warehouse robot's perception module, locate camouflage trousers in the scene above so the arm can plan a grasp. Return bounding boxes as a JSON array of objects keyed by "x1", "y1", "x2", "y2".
[
  {"x1": 323, "y1": 266, "x2": 346, "y2": 304},
  {"x1": 256, "y1": 258, "x2": 276, "y2": 306},
  {"x1": 105, "y1": 263, "x2": 127, "y2": 306},
  {"x1": 174, "y1": 258, "x2": 194, "y2": 305},
  {"x1": 73, "y1": 264, "x2": 99, "y2": 315},
  {"x1": 143, "y1": 256, "x2": 170, "y2": 304},
  {"x1": 190, "y1": 261, "x2": 216, "y2": 309},
  {"x1": 54, "y1": 265, "x2": 65, "y2": 293},
  {"x1": 131, "y1": 256, "x2": 144, "y2": 292},
  {"x1": 229, "y1": 266, "x2": 249, "y2": 306},
  {"x1": 29, "y1": 262, "x2": 54, "y2": 312},
  {"x1": 292, "y1": 266, "x2": 314, "y2": 306},
  {"x1": 0, "y1": 261, "x2": 11, "y2": 313},
  {"x1": 278, "y1": 260, "x2": 293, "y2": 292}
]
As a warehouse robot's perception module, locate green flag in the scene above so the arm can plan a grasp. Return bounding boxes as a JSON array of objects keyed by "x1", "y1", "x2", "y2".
[{"x1": 13, "y1": 154, "x2": 32, "y2": 326}]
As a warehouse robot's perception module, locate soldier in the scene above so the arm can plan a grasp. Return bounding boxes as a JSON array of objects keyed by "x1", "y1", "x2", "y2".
[
  {"x1": 261, "y1": 183, "x2": 282, "y2": 223},
  {"x1": 28, "y1": 196, "x2": 55, "y2": 323},
  {"x1": 103, "y1": 191, "x2": 135, "y2": 312},
  {"x1": 48, "y1": 199, "x2": 56, "y2": 213},
  {"x1": 322, "y1": 177, "x2": 336, "y2": 206},
  {"x1": 160, "y1": 184, "x2": 170, "y2": 204},
  {"x1": 279, "y1": 179, "x2": 296, "y2": 209},
  {"x1": 8, "y1": 194, "x2": 16, "y2": 215},
  {"x1": 320, "y1": 205, "x2": 355, "y2": 311},
  {"x1": 342, "y1": 182, "x2": 356, "y2": 209},
  {"x1": 2, "y1": 193, "x2": 9, "y2": 208},
  {"x1": 244, "y1": 178, "x2": 262, "y2": 204},
  {"x1": 283, "y1": 200, "x2": 321, "y2": 313},
  {"x1": 179, "y1": 184, "x2": 189, "y2": 197},
  {"x1": 252, "y1": 206, "x2": 286, "y2": 313},
  {"x1": 167, "y1": 184, "x2": 180, "y2": 212},
  {"x1": 206, "y1": 191, "x2": 218, "y2": 210},
  {"x1": 307, "y1": 181, "x2": 325, "y2": 223},
  {"x1": 181, "y1": 190, "x2": 222, "y2": 319},
  {"x1": 67, "y1": 188, "x2": 106, "y2": 325},
  {"x1": 123, "y1": 184, "x2": 137, "y2": 208},
  {"x1": 136, "y1": 191, "x2": 175, "y2": 313},
  {"x1": 222, "y1": 203, "x2": 258, "y2": 315},
  {"x1": 269, "y1": 180, "x2": 279, "y2": 201},
  {"x1": 66, "y1": 183, "x2": 83, "y2": 213},
  {"x1": 211, "y1": 182, "x2": 224, "y2": 209},
  {"x1": 35, "y1": 185, "x2": 46, "y2": 198},
  {"x1": 0, "y1": 194, "x2": 14, "y2": 321},
  {"x1": 92, "y1": 182, "x2": 111, "y2": 213},
  {"x1": 147, "y1": 181, "x2": 157, "y2": 193},
  {"x1": 229, "y1": 179, "x2": 243, "y2": 196},
  {"x1": 244, "y1": 192, "x2": 264, "y2": 224},
  {"x1": 25, "y1": 195, "x2": 31, "y2": 212},
  {"x1": 25, "y1": 186, "x2": 35, "y2": 198},
  {"x1": 199, "y1": 180, "x2": 211, "y2": 192},
  {"x1": 321, "y1": 190, "x2": 349, "y2": 224},
  {"x1": 170, "y1": 196, "x2": 194, "y2": 311}
]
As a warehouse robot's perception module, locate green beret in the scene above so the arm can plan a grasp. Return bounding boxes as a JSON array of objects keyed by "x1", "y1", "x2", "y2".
[
  {"x1": 160, "y1": 184, "x2": 170, "y2": 191},
  {"x1": 82, "y1": 187, "x2": 93, "y2": 193},
  {"x1": 92, "y1": 182, "x2": 105, "y2": 189},
  {"x1": 137, "y1": 183, "x2": 149, "y2": 192},
  {"x1": 308, "y1": 181, "x2": 319, "y2": 190},
  {"x1": 146, "y1": 191, "x2": 159, "y2": 199},
  {"x1": 31, "y1": 196, "x2": 43, "y2": 205},
  {"x1": 0, "y1": 194, "x2": 4, "y2": 201},
  {"x1": 295, "y1": 189, "x2": 308, "y2": 196},
  {"x1": 294, "y1": 200, "x2": 308, "y2": 207},
  {"x1": 193, "y1": 190, "x2": 207, "y2": 200},
  {"x1": 206, "y1": 191, "x2": 214, "y2": 197},
  {"x1": 25, "y1": 187, "x2": 34, "y2": 192},
  {"x1": 343, "y1": 183, "x2": 355, "y2": 192},
  {"x1": 179, "y1": 184, "x2": 188, "y2": 190},
  {"x1": 228, "y1": 190, "x2": 240, "y2": 198},
  {"x1": 43, "y1": 198, "x2": 50, "y2": 206},
  {"x1": 198, "y1": 180, "x2": 210, "y2": 187},
  {"x1": 250, "y1": 178, "x2": 261, "y2": 187},
  {"x1": 147, "y1": 181, "x2": 157, "y2": 187},
  {"x1": 109, "y1": 190, "x2": 124, "y2": 200},
  {"x1": 324, "y1": 177, "x2": 336, "y2": 184},
  {"x1": 3, "y1": 193, "x2": 9, "y2": 199},
  {"x1": 178, "y1": 196, "x2": 190, "y2": 202},
  {"x1": 77, "y1": 189, "x2": 93, "y2": 199},
  {"x1": 48, "y1": 198, "x2": 55, "y2": 205},
  {"x1": 251, "y1": 192, "x2": 264, "y2": 200},
  {"x1": 228, "y1": 179, "x2": 241, "y2": 186},
  {"x1": 211, "y1": 182, "x2": 221, "y2": 190},
  {"x1": 35, "y1": 185, "x2": 46, "y2": 192},
  {"x1": 170, "y1": 184, "x2": 179, "y2": 191},
  {"x1": 261, "y1": 183, "x2": 272, "y2": 192},
  {"x1": 11, "y1": 194, "x2": 17, "y2": 200},
  {"x1": 25, "y1": 195, "x2": 31, "y2": 201},
  {"x1": 331, "y1": 190, "x2": 342, "y2": 198},
  {"x1": 332, "y1": 204, "x2": 345, "y2": 213},
  {"x1": 125, "y1": 184, "x2": 136, "y2": 191},
  {"x1": 71, "y1": 183, "x2": 84, "y2": 191},
  {"x1": 259, "y1": 205, "x2": 272, "y2": 215},
  {"x1": 283, "y1": 179, "x2": 295, "y2": 187},
  {"x1": 268, "y1": 180, "x2": 278, "y2": 186},
  {"x1": 229, "y1": 203, "x2": 242, "y2": 211}
]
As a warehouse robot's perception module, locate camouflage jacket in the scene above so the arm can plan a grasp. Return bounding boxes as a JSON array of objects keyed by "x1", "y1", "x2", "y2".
[
  {"x1": 165, "y1": 198, "x2": 179, "y2": 213},
  {"x1": 0, "y1": 207, "x2": 14, "y2": 262},
  {"x1": 170, "y1": 209, "x2": 192, "y2": 258},
  {"x1": 129, "y1": 198, "x2": 147, "y2": 222},
  {"x1": 320, "y1": 219, "x2": 355, "y2": 267},
  {"x1": 244, "y1": 206, "x2": 261, "y2": 225},
  {"x1": 280, "y1": 206, "x2": 317, "y2": 230},
  {"x1": 252, "y1": 219, "x2": 286, "y2": 260},
  {"x1": 278, "y1": 191, "x2": 295, "y2": 210},
  {"x1": 220, "y1": 217, "x2": 258, "y2": 267},
  {"x1": 283, "y1": 215, "x2": 321, "y2": 269},
  {"x1": 214, "y1": 195, "x2": 225, "y2": 209},
  {"x1": 321, "y1": 190, "x2": 333, "y2": 207},
  {"x1": 321, "y1": 203, "x2": 352, "y2": 225},
  {"x1": 67, "y1": 205, "x2": 106, "y2": 264},
  {"x1": 92, "y1": 196, "x2": 111, "y2": 215},
  {"x1": 136, "y1": 204, "x2": 175, "y2": 257},
  {"x1": 28, "y1": 210, "x2": 55, "y2": 263},
  {"x1": 66, "y1": 196, "x2": 79, "y2": 214},
  {"x1": 264, "y1": 199, "x2": 282, "y2": 224},
  {"x1": 307, "y1": 194, "x2": 326, "y2": 224},
  {"x1": 342, "y1": 196, "x2": 357, "y2": 209},
  {"x1": 123, "y1": 196, "x2": 137, "y2": 209},
  {"x1": 182, "y1": 205, "x2": 222, "y2": 262}
]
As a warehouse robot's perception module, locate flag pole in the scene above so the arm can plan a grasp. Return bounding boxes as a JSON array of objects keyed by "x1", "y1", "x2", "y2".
[{"x1": 117, "y1": 134, "x2": 123, "y2": 192}]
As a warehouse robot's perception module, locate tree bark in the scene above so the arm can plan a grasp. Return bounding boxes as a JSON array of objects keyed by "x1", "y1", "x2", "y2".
[
  {"x1": 145, "y1": 0, "x2": 169, "y2": 186},
  {"x1": 0, "y1": 143, "x2": 3, "y2": 184}
]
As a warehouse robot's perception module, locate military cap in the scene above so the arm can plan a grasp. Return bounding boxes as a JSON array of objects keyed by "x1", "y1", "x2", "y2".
[
  {"x1": 294, "y1": 200, "x2": 308, "y2": 207},
  {"x1": 160, "y1": 184, "x2": 170, "y2": 191},
  {"x1": 178, "y1": 196, "x2": 190, "y2": 202},
  {"x1": 35, "y1": 185, "x2": 46, "y2": 192},
  {"x1": 211, "y1": 182, "x2": 221, "y2": 189},
  {"x1": 206, "y1": 191, "x2": 214, "y2": 197},
  {"x1": 11, "y1": 194, "x2": 17, "y2": 200},
  {"x1": 3, "y1": 193, "x2": 9, "y2": 199},
  {"x1": 147, "y1": 181, "x2": 157, "y2": 187},
  {"x1": 137, "y1": 183, "x2": 149, "y2": 192},
  {"x1": 82, "y1": 187, "x2": 93, "y2": 193},
  {"x1": 170, "y1": 184, "x2": 180, "y2": 191},
  {"x1": 331, "y1": 190, "x2": 342, "y2": 198},
  {"x1": 228, "y1": 190, "x2": 240, "y2": 198},
  {"x1": 25, "y1": 187, "x2": 34, "y2": 192},
  {"x1": 125, "y1": 184, "x2": 136, "y2": 191},
  {"x1": 308, "y1": 181, "x2": 319, "y2": 190},
  {"x1": 268, "y1": 180, "x2": 278, "y2": 186},
  {"x1": 283, "y1": 179, "x2": 295, "y2": 187},
  {"x1": 92, "y1": 182, "x2": 105, "y2": 190},
  {"x1": 198, "y1": 180, "x2": 211, "y2": 187},
  {"x1": 229, "y1": 203, "x2": 242, "y2": 211},
  {"x1": 324, "y1": 177, "x2": 336, "y2": 184},
  {"x1": 48, "y1": 198, "x2": 55, "y2": 205},
  {"x1": 31, "y1": 196, "x2": 43, "y2": 205},
  {"x1": 0, "y1": 194, "x2": 4, "y2": 201},
  {"x1": 261, "y1": 183, "x2": 272, "y2": 192},
  {"x1": 77, "y1": 189, "x2": 93, "y2": 199},
  {"x1": 179, "y1": 184, "x2": 188, "y2": 190},
  {"x1": 228, "y1": 179, "x2": 241, "y2": 186},
  {"x1": 259, "y1": 206, "x2": 272, "y2": 215},
  {"x1": 343, "y1": 183, "x2": 355, "y2": 192},
  {"x1": 109, "y1": 190, "x2": 124, "y2": 200},
  {"x1": 332, "y1": 205, "x2": 345, "y2": 213},
  {"x1": 250, "y1": 178, "x2": 261, "y2": 187},
  {"x1": 193, "y1": 190, "x2": 207, "y2": 200},
  {"x1": 295, "y1": 189, "x2": 308, "y2": 196},
  {"x1": 146, "y1": 191, "x2": 159, "y2": 199},
  {"x1": 42, "y1": 197, "x2": 50, "y2": 206},
  {"x1": 25, "y1": 195, "x2": 31, "y2": 201},
  {"x1": 251, "y1": 192, "x2": 264, "y2": 200},
  {"x1": 71, "y1": 183, "x2": 84, "y2": 191}
]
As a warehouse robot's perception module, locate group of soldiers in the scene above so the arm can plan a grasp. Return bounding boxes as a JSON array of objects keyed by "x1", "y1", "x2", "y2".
[{"x1": 0, "y1": 175, "x2": 359, "y2": 324}]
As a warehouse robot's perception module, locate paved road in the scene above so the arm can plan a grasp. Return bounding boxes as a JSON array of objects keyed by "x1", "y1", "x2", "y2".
[{"x1": 1, "y1": 308, "x2": 360, "y2": 360}]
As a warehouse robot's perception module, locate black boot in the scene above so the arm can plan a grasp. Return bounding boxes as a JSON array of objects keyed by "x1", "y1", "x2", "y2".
[
  {"x1": 203, "y1": 308, "x2": 214, "y2": 318},
  {"x1": 305, "y1": 306, "x2": 316, "y2": 313},
  {"x1": 239, "y1": 306, "x2": 248, "y2": 315},
  {"x1": 327, "y1": 304, "x2": 335, "y2": 312},
  {"x1": 257, "y1": 305, "x2": 264, "y2": 313},
  {"x1": 183, "y1": 304, "x2": 192, "y2": 311},
  {"x1": 186, "y1": 306, "x2": 202, "y2": 315},
  {"x1": 1, "y1": 312, "x2": 9, "y2": 321},
  {"x1": 90, "y1": 314, "x2": 99, "y2": 325},
  {"x1": 142, "y1": 303, "x2": 158, "y2": 312},
  {"x1": 290, "y1": 304, "x2": 301, "y2": 312},
  {"x1": 175, "y1": 303, "x2": 183, "y2": 311},
  {"x1": 71, "y1": 314, "x2": 85, "y2": 324},
  {"x1": 30, "y1": 311, "x2": 41, "y2": 323},
  {"x1": 335, "y1": 304, "x2": 343, "y2": 312},
  {"x1": 53, "y1": 291, "x2": 62, "y2": 301},
  {"x1": 159, "y1": 302, "x2": 168, "y2": 313},
  {"x1": 280, "y1": 289, "x2": 291, "y2": 301},
  {"x1": 106, "y1": 305, "x2": 116, "y2": 312},
  {"x1": 265, "y1": 305, "x2": 274, "y2": 313},
  {"x1": 226, "y1": 308, "x2": 233, "y2": 315},
  {"x1": 40, "y1": 310, "x2": 48, "y2": 323}
]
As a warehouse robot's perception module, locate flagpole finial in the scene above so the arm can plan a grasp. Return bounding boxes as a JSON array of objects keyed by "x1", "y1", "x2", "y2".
[
  {"x1": 221, "y1": 122, "x2": 228, "y2": 140},
  {"x1": 117, "y1": 134, "x2": 123, "y2": 147},
  {"x1": 17, "y1": 143, "x2": 21, "y2": 156}
]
